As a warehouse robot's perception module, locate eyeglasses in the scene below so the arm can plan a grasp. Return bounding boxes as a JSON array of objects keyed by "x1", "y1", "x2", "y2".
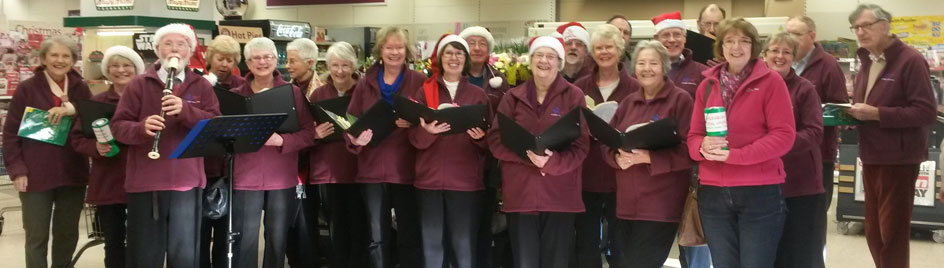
[
  {"x1": 250, "y1": 55, "x2": 277, "y2": 62},
  {"x1": 787, "y1": 31, "x2": 810, "y2": 37},
  {"x1": 657, "y1": 31, "x2": 684, "y2": 40},
  {"x1": 160, "y1": 40, "x2": 189, "y2": 50},
  {"x1": 532, "y1": 53, "x2": 558, "y2": 62},
  {"x1": 849, "y1": 20, "x2": 885, "y2": 33},
  {"x1": 765, "y1": 48, "x2": 794, "y2": 57},
  {"x1": 329, "y1": 64, "x2": 353, "y2": 71},
  {"x1": 722, "y1": 38, "x2": 752, "y2": 48},
  {"x1": 442, "y1": 51, "x2": 465, "y2": 59}
]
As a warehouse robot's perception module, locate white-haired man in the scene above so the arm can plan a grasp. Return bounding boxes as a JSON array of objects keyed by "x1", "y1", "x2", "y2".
[{"x1": 111, "y1": 23, "x2": 221, "y2": 268}]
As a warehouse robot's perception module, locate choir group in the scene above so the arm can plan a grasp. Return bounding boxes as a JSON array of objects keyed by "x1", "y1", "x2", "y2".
[{"x1": 3, "y1": 3, "x2": 939, "y2": 268}]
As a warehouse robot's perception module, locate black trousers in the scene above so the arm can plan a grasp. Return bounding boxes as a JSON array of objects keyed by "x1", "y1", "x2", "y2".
[
  {"x1": 775, "y1": 193, "x2": 827, "y2": 268},
  {"x1": 822, "y1": 161, "x2": 835, "y2": 246},
  {"x1": 508, "y1": 212, "x2": 575, "y2": 268},
  {"x1": 475, "y1": 186, "x2": 499, "y2": 268},
  {"x1": 574, "y1": 191, "x2": 617, "y2": 268},
  {"x1": 201, "y1": 177, "x2": 228, "y2": 268},
  {"x1": 127, "y1": 188, "x2": 202, "y2": 268},
  {"x1": 613, "y1": 219, "x2": 678, "y2": 268},
  {"x1": 323, "y1": 183, "x2": 370, "y2": 268},
  {"x1": 19, "y1": 185, "x2": 86, "y2": 268},
  {"x1": 231, "y1": 187, "x2": 297, "y2": 268},
  {"x1": 96, "y1": 204, "x2": 128, "y2": 268},
  {"x1": 363, "y1": 183, "x2": 422, "y2": 268},
  {"x1": 286, "y1": 184, "x2": 320, "y2": 268},
  {"x1": 417, "y1": 189, "x2": 482, "y2": 268}
]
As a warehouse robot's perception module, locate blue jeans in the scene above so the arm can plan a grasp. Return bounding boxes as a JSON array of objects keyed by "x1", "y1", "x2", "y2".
[
  {"x1": 699, "y1": 184, "x2": 786, "y2": 268},
  {"x1": 679, "y1": 245, "x2": 711, "y2": 268}
]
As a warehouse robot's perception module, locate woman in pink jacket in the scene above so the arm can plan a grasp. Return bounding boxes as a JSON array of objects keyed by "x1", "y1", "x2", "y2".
[{"x1": 687, "y1": 18, "x2": 796, "y2": 268}]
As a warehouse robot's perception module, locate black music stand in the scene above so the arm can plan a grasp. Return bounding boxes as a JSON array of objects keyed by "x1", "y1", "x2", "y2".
[{"x1": 169, "y1": 113, "x2": 288, "y2": 268}]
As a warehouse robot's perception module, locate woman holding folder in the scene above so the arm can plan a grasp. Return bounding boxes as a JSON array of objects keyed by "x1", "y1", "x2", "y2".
[
  {"x1": 2, "y1": 36, "x2": 91, "y2": 268},
  {"x1": 602, "y1": 40, "x2": 694, "y2": 267},
  {"x1": 226, "y1": 37, "x2": 316, "y2": 268},
  {"x1": 571, "y1": 24, "x2": 640, "y2": 267},
  {"x1": 407, "y1": 34, "x2": 489, "y2": 268},
  {"x1": 486, "y1": 36, "x2": 590, "y2": 268},
  {"x1": 345, "y1": 26, "x2": 426, "y2": 268},
  {"x1": 70, "y1": 45, "x2": 144, "y2": 268},
  {"x1": 308, "y1": 41, "x2": 369, "y2": 268}
]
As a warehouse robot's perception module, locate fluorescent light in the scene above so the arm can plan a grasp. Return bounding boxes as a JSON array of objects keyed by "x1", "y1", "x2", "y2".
[{"x1": 97, "y1": 31, "x2": 136, "y2": 36}]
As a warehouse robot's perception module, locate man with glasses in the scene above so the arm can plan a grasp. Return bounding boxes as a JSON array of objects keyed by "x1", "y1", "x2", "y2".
[
  {"x1": 558, "y1": 22, "x2": 594, "y2": 82},
  {"x1": 844, "y1": 4, "x2": 937, "y2": 268},
  {"x1": 697, "y1": 4, "x2": 725, "y2": 39},
  {"x1": 784, "y1": 16, "x2": 848, "y2": 262},
  {"x1": 607, "y1": 15, "x2": 634, "y2": 71},
  {"x1": 111, "y1": 23, "x2": 221, "y2": 267}
]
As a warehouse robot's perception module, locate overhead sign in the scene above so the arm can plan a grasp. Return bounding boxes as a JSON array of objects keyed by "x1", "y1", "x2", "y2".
[
  {"x1": 267, "y1": 0, "x2": 384, "y2": 6},
  {"x1": 167, "y1": 0, "x2": 199, "y2": 12},
  {"x1": 218, "y1": 25, "x2": 263, "y2": 43},
  {"x1": 95, "y1": 0, "x2": 135, "y2": 11},
  {"x1": 269, "y1": 21, "x2": 311, "y2": 41}
]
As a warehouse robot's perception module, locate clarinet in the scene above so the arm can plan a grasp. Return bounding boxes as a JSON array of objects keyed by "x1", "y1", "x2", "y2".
[{"x1": 147, "y1": 57, "x2": 180, "y2": 160}]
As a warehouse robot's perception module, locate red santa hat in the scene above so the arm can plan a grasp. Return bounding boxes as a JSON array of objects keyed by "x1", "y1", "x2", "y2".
[
  {"x1": 458, "y1": 26, "x2": 495, "y2": 52},
  {"x1": 556, "y1": 22, "x2": 589, "y2": 49},
  {"x1": 423, "y1": 34, "x2": 470, "y2": 109},
  {"x1": 652, "y1": 11, "x2": 687, "y2": 34},
  {"x1": 528, "y1": 36, "x2": 565, "y2": 70}
]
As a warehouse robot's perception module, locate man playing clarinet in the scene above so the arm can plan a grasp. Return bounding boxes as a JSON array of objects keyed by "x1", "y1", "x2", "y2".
[{"x1": 110, "y1": 23, "x2": 221, "y2": 268}]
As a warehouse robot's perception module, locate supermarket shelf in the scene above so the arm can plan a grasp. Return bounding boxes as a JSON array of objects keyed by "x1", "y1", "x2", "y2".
[{"x1": 0, "y1": 96, "x2": 10, "y2": 100}]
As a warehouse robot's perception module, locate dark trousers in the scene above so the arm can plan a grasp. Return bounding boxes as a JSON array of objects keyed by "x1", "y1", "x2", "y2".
[
  {"x1": 323, "y1": 183, "x2": 370, "y2": 268},
  {"x1": 363, "y1": 183, "x2": 422, "y2": 268},
  {"x1": 508, "y1": 212, "x2": 575, "y2": 268},
  {"x1": 97, "y1": 204, "x2": 128, "y2": 268},
  {"x1": 127, "y1": 188, "x2": 202, "y2": 268},
  {"x1": 417, "y1": 189, "x2": 482, "y2": 268},
  {"x1": 19, "y1": 185, "x2": 86, "y2": 268},
  {"x1": 231, "y1": 188, "x2": 297, "y2": 268},
  {"x1": 573, "y1": 191, "x2": 617, "y2": 268},
  {"x1": 775, "y1": 194, "x2": 826, "y2": 268},
  {"x1": 200, "y1": 177, "x2": 227, "y2": 268},
  {"x1": 613, "y1": 220, "x2": 678, "y2": 268},
  {"x1": 862, "y1": 164, "x2": 919, "y2": 268},
  {"x1": 286, "y1": 184, "x2": 320, "y2": 268},
  {"x1": 821, "y1": 162, "x2": 834, "y2": 252},
  {"x1": 475, "y1": 186, "x2": 499, "y2": 268},
  {"x1": 699, "y1": 184, "x2": 785, "y2": 268},
  {"x1": 200, "y1": 214, "x2": 227, "y2": 268}
]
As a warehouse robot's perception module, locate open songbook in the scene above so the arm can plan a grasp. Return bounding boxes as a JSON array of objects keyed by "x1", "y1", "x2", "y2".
[
  {"x1": 583, "y1": 110, "x2": 681, "y2": 152},
  {"x1": 498, "y1": 108, "x2": 581, "y2": 159},
  {"x1": 214, "y1": 84, "x2": 300, "y2": 133},
  {"x1": 393, "y1": 95, "x2": 488, "y2": 135},
  {"x1": 584, "y1": 95, "x2": 619, "y2": 123}
]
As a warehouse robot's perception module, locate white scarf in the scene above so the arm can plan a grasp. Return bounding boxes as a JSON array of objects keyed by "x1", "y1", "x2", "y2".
[{"x1": 44, "y1": 71, "x2": 75, "y2": 115}]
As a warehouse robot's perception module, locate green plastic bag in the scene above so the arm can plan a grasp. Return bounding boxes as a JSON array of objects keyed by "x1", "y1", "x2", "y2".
[{"x1": 17, "y1": 106, "x2": 72, "y2": 146}]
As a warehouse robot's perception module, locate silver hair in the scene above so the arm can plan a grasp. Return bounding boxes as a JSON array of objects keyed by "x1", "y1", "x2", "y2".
[
  {"x1": 38, "y1": 36, "x2": 80, "y2": 64},
  {"x1": 849, "y1": 4, "x2": 893, "y2": 24},
  {"x1": 325, "y1": 41, "x2": 359, "y2": 68},
  {"x1": 631, "y1": 40, "x2": 672, "y2": 76},
  {"x1": 243, "y1": 37, "x2": 278, "y2": 63},
  {"x1": 287, "y1": 38, "x2": 319, "y2": 70}
]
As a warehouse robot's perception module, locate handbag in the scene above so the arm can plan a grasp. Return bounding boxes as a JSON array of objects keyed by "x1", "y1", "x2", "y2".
[
  {"x1": 203, "y1": 176, "x2": 230, "y2": 220},
  {"x1": 677, "y1": 174, "x2": 706, "y2": 246}
]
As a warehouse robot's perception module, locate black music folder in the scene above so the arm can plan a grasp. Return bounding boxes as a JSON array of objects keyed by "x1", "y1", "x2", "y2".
[
  {"x1": 310, "y1": 95, "x2": 352, "y2": 141},
  {"x1": 74, "y1": 98, "x2": 117, "y2": 138},
  {"x1": 393, "y1": 95, "x2": 488, "y2": 135},
  {"x1": 214, "y1": 83, "x2": 299, "y2": 133},
  {"x1": 583, "y1": 111, "x2": 681, "y2": 152},
  {"x1": 498, "y1": 108, "x2": 581, "y2": 159},
  {"x1": 685, "y1": 30, "x2": 716, "y2": 65},
  {"x1": 333, "y1": 100, "x2": 398, "y2": 147}
]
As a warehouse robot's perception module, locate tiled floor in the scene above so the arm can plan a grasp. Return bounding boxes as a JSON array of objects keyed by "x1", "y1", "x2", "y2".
[{"x1": 0, "y1": 185, "x2": 942, "y2": 268}]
